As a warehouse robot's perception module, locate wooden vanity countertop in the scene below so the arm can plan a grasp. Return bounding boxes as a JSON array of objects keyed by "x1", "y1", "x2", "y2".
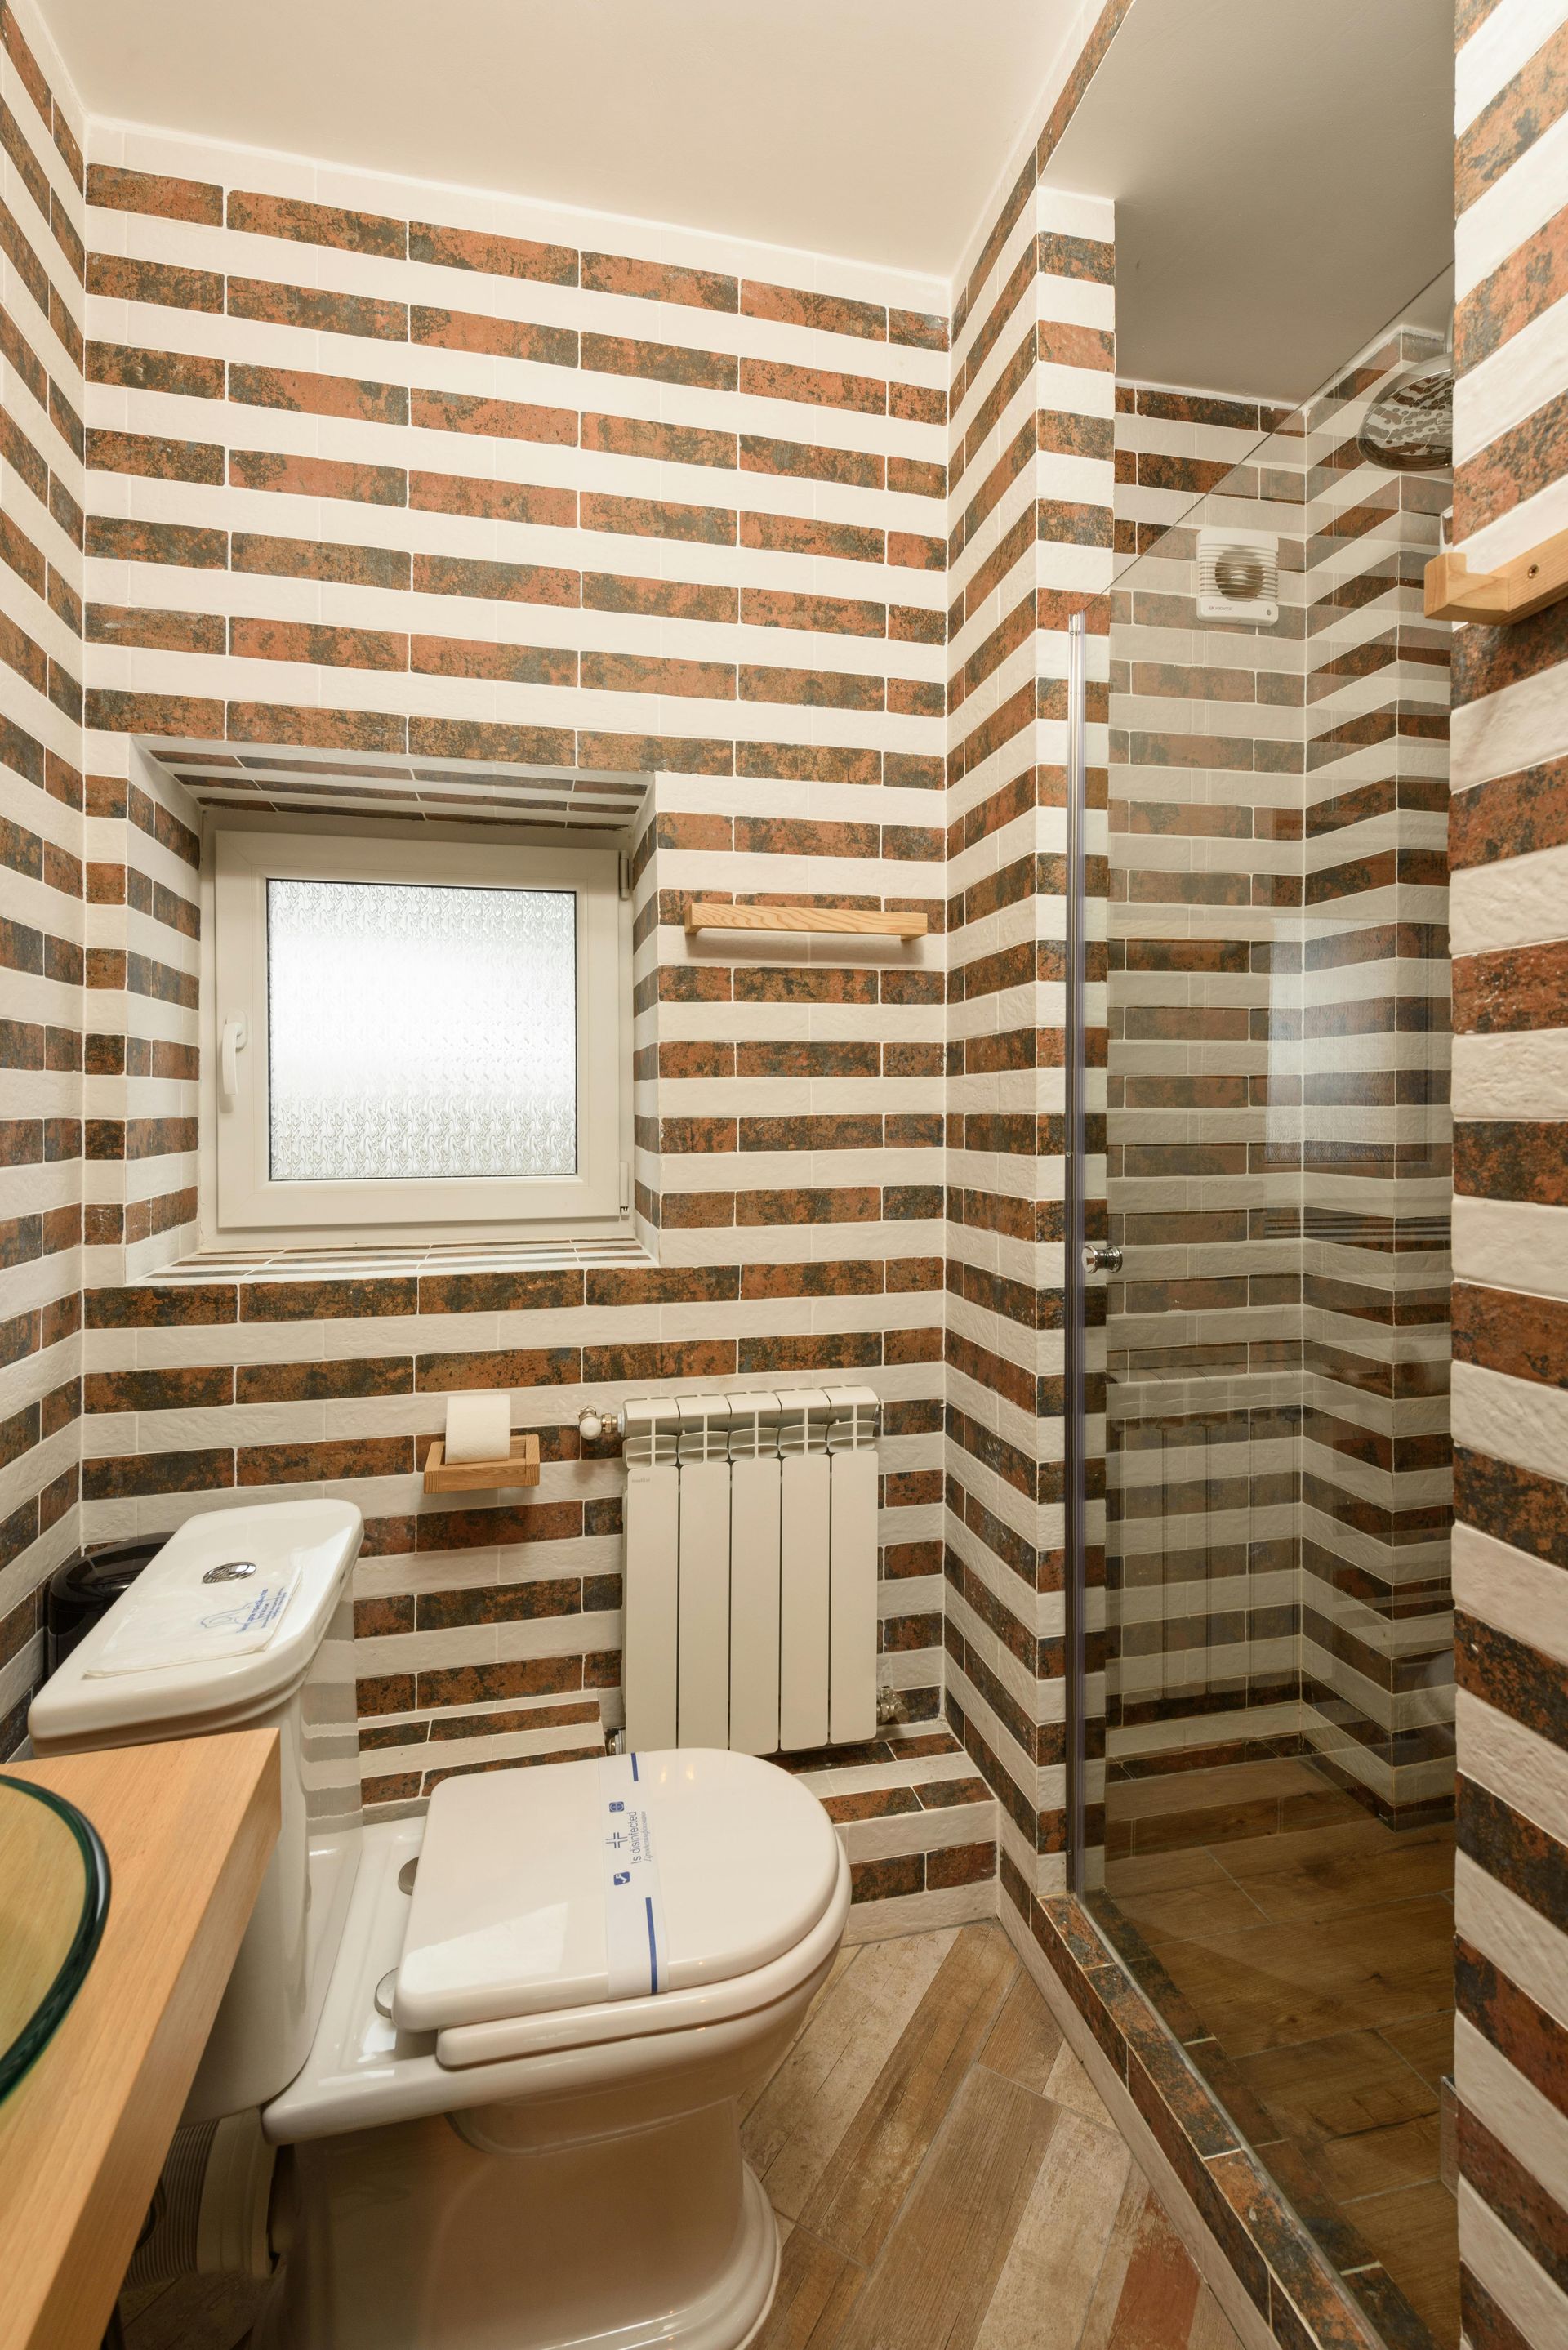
[{"x1": 0, "y1": 1730, "x2": 280, "y2": 2350}]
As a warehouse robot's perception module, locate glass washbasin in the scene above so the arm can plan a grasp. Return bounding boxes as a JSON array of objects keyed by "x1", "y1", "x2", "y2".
[{"x1": 0, "y1": 1773, "x2": 111, "y2": 2102}]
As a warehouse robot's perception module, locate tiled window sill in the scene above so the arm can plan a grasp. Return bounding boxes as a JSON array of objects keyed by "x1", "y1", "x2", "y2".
[
  {"x1": 138, "y1": 1240, "x2": 656, "y2": 1284},
  {"x1": 91, "y1": 1239, "x2": 662, "y2": 1324}
]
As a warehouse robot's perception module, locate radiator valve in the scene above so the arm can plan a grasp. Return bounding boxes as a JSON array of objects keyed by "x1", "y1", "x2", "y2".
[
  {"x1": 579, "y1": 1407, "x2": 621, "y2": 1444},
  {"x1": 875, "y1": 1685, "x2": 908, "y2": 1728}
]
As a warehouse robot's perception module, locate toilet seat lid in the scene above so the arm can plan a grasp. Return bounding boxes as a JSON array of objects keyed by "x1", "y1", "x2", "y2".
[{"x1": 393, "y1": 1748, "x2": 841, "y2": 2034}]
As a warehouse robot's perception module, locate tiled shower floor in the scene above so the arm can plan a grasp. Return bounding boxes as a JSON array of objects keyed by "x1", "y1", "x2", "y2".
[{"x1": 1095, "y1": 1758, "x2": 1459, "y2": 2348}]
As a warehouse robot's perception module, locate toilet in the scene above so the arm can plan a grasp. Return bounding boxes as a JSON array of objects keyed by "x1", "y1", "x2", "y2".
[{"x1": 29, "y1": 1497, "x2": 850, "y2": 2350}]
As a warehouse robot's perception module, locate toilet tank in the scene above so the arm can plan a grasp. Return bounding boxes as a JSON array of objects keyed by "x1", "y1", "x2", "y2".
[{"x1": 29, "y1": 1498, "x2": 364, "y2": 2119}]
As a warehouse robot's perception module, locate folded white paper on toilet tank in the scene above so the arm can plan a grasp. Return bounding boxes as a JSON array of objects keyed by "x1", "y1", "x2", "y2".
[{"x1": 84, "y1": 1566, "x2": 300, "y2": 1675}]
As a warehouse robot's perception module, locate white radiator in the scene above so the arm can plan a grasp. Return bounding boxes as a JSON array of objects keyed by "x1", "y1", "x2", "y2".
[{"x1": 622, "y1": 1386, "x2": 880, "y2": 1755}]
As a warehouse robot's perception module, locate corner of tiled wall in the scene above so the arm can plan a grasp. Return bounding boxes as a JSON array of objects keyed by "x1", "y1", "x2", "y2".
[
  {"x1": 0, "y1": 0, "x2": 87, "y2": 1749},
  {"x1": 940, "y1": 20, "x2": 1118, "y2": 1901}
]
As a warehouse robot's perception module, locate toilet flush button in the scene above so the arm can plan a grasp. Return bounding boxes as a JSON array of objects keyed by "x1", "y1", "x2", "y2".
[{"x1": 202, "y1": 1559, "x2": 258, "y2": 1582}]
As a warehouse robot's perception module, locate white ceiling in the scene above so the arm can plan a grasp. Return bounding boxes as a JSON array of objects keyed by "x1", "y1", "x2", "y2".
[
  {"x1": 37, "y1": 0, "x2": 1079, "y2": 282},
  {"x1": 1043, "y1": 0, "x2": 1454, "y2": 400},
  {"x1": 39, "y1": 0, "x2": 1454, "y2": 399}
]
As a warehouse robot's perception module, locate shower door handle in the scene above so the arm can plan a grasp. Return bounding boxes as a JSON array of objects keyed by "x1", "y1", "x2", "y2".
[{"x1": 1083, "y1": 1242, "x2": 1122, "y2": 1274}]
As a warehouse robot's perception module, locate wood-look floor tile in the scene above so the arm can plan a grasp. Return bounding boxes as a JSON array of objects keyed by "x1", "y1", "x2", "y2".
[
  {"x1": 1105, "y1": 1877, "x2": 1272, "y2": 1946},
  {"x1": 977, "y1": 1967, "x2": 1064, "y2": 2094},
  {"x1": 1228, "y1": 2028, "x2": 1440, "y2": 2145},
  {"x1": 1132, "y1": 1796, "x2": 1287, "y2": 1855},
  {"x1": 1377, "y1": 2010, "x2": 1454, "y2": 2089},
  {"x1": 751, "y1": 2225, "x2": 865, "y2": 2350},
  {"x1": 123, "y1": 2275, "x2": 264, "y2": 2350},
  {"x1": 1103, "y1": 1846, "x2": 1234, "y2": 1897},
  {"x1": 741, "y1": 1813, "x2": 1454, "y2": 2350},
  {"x1": 1042, "y1": 2038, "x2": 1116, "y2": 2129},
  {"x1": 973, "y1": 2106, "x2": 1134, "y2": 2350},
  {"x1": 829, "y1": 2067, "x2": 1058, "y2": 2350},
  {"x1": 741, "y1": 1945, "x2": 862, "y2": 2120},
  {"x1": 1210, "y1": 1815, "x2": 1409, "y2": 1880},
  {"x1": 1258, "y1": 2137, "x2": 1381, "y2": 2276},
  {"x1": 1310, "y1": 2112, "x2": 1443, "y2": 2202},
  {"x1": 1278, "y1": 1786, "x2": 1370, "y2": 1835},
  {"x1": 1220, "y1": 1833, "x2": 1456, "y2": 1927},
  {"x1": 1184, "y1": 2038, "x2": 1289, "y2": 2152},
  {"x1": 1074, "y1": 2171, "x2": 1156, "y2": 2350},
  {"x1": 1183, "y1": 2285, "x2": 1244, "y2": 2350},
  {"x1": 743, "y1": 1928, "x2": 957, "y2": 2218},
  {"x1": 1340, "y1": 2180, "x2": 1461, "y2": 2346},
  {"x1": 1109, "y1": 1760, "x2": 1324, "y2": 1819},
  {"x1": 799, "y1": 1923, "x2": 1018, "y2": 2263},
  {"x1": 1150, "y1": 1898, "x2": 1454, "y2": 2057},
  {"x1": 1101, "y1": 2186, "x2": 1203, "y2": 2349}
]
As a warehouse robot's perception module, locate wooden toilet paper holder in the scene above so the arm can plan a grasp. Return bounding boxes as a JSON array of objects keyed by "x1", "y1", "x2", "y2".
[{"x1": 422, "y1": 1434, "x2": 541, "y2": 1493}]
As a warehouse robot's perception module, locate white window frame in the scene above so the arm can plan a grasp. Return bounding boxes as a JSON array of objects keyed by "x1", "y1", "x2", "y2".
[{"x1": 207, "y1": 823, "x2": 629, "y2": 1246}]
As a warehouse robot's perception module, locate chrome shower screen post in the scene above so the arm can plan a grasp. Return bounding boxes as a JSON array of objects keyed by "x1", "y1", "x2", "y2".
[{"x1": 1063, "y1": 607, "x2": 1089, "y2": 1896}]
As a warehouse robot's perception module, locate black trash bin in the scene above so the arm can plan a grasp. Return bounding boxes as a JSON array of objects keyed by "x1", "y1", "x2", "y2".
[{"x1": 46, "y1": 1537, "x2": 168, "y2": 1674}]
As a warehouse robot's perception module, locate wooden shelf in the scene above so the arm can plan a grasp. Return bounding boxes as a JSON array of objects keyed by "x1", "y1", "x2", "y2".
[
  {"x1": 686, "y1": 902, "x2": 928, "y2": 940},
  {"x1": 1425, "y1": 525, "x2": 1568, "y2": 624},
  {"x1": 423, "y1": 1432, "x2": 541, "y2": 1493}
]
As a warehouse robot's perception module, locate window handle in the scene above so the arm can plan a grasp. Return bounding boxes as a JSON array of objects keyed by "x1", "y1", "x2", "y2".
[{"x1": 219, "y1": 1016, "x2": 248, "y2": 1108}]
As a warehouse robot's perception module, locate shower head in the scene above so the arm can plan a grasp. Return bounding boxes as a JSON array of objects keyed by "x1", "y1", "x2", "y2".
[{"x1": 1356, "y1": 359, "x2": 1453, "y2": 474}]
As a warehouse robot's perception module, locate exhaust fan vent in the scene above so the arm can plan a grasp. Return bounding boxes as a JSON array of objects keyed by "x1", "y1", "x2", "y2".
[{"x1": 1196, "y1": 528, "x2": 1278, "y2": 625}]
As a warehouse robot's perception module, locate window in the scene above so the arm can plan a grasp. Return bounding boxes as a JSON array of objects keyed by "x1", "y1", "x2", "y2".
[{"x1": 209, "y1": 828, "x2": 628, "y2": 1244}]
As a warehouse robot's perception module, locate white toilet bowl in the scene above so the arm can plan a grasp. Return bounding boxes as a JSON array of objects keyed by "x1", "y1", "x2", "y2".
[
  {"x1": 28, "y1": 1502, "x2": 849, "y2": 2350},
  {"x1": 261, "y1": 1750, "x2": 849, "y2": 2350}
]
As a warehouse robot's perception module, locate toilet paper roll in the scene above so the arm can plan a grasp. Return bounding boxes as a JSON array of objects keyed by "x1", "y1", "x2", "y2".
[{"x1": 444, "y1": 1391, "x2": 511, "y2": 1464}]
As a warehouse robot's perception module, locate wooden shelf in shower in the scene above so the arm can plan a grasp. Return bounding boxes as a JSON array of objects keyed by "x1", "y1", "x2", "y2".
[
  {"x1": 1425, "y1": 525, "x2": 1568, "y2": 624},
  {"x1": 422, "y1": 1433, "x2": 541, "y2": 1492},
  {"x1": 685, "y1": 903, "x2": 929, "y2": 939}
]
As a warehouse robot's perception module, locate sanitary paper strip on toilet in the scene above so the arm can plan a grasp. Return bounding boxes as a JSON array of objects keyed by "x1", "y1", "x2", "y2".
[
  {"x1": 85, "y1": 1569, "x2": 300, "y2": 1675},
  {"x1": 599, "y1": 1752, "x2": 670, "y2": 1996}
]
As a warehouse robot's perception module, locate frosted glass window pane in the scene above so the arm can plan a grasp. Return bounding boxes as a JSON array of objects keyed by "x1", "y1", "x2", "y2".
[{"x1": 266, "y1": 880, "x2": 577, "y2": 1183}]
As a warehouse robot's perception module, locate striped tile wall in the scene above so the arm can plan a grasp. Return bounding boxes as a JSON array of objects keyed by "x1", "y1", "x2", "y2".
[
  {"x1": 0, "y1": 0, "x2": 1138, "y2": 1940},
  {"x1": 0, "y1": 0, "x2": 84, "y2": 1750},
  {"x1": 940, "y1": 115, "x2": 1116, "y2": 1893},
  {"x1": 1105, "y1": 390, "x2": 1309, "y2": 1807},
  {"x1": 1102, "y1": 340, "x2": 1455, "y2": 1838},
  {"x1": 71, "y1": 119, "x2": 959, "y2": 1845},
  {"x1": 1297, "y1": 332, "x2": 1454, "y2": 1831},
  {"x1": 83, "y1": 748, "x2": 200, "y2": 1282},
  {"x1": 78, "y1": 105, "x2": 959, "y2": 1302},
  {"x1": 1114, "y1": 381, "x2": 1295, "y2": 557},
  {"x1": 1448, "y1": 2, "x2": 1568, "y2": 2345}
]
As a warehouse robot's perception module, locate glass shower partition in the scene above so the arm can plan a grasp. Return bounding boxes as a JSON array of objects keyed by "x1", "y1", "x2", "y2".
[{"x1": 1067, "y1": 293, "x2": 1459, "y2": 2350}]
